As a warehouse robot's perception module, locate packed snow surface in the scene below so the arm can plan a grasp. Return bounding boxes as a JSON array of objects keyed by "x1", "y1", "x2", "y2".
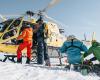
[{"x1": 0, "y1": 62, "x2": 99, "y2": 80}]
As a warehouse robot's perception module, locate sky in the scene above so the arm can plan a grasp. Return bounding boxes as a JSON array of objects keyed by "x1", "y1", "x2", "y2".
[{"x1": 0, "y1": 0, "x2": 100, "y2": 41}]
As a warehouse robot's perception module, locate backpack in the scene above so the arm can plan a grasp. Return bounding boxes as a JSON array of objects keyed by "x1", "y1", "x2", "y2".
[
  {"x1": 43, "y1": 23, "x2": 49, "y2": 39},
  {"x1": 66, "y1": 39, "x2": 82, "y2": 50}
]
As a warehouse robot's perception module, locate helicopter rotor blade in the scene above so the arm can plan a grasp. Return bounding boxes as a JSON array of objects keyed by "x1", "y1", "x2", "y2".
[
  {"x1": 84, "y1": 33, "x2": 86, "y2": 41},
  {"x1": 43, "y1": 0, "x2": 61, "y2": 12},
  {"x1": 0, "y1": 14, "x2": 7, "y2": 21},
  {"x1": 44, "y1": 13, "x2": 68, "y2": 29},
  {"x1": 3, "y1": 14, "x2": 21, "y2": 17}
]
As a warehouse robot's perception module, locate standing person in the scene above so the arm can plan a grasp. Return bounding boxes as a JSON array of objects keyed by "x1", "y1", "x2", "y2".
[
  {"x1": 84, "y1": 40, "x2": 100, "y2": 62},
  {"x1": 17, "y1": 24, "x2": 33, "y2": 64},
  {"x1": 60, "y1": 35, "x2": 88, "y2": 65},
  {"x1": 36, "y1": 18, "x2": 50, "y2": 66}
]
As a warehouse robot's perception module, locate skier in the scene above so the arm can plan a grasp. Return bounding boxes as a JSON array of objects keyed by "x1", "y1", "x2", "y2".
[{"x1": 60, "y1": 35, "x2": 88, "y2": 68}]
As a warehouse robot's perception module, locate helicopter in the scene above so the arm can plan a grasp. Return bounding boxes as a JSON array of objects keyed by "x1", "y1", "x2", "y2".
[{"x1": 0, "y1": 0, "x2": 66, "y2": 54}]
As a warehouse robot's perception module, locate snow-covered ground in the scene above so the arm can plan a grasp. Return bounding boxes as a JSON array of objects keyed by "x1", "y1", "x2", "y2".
[
  {"x1": 0, "y1": 52, "x2": 100, "y2": 80},
  {"x1": 0, "y1": 62, "x2": 99, "y2": 80}
]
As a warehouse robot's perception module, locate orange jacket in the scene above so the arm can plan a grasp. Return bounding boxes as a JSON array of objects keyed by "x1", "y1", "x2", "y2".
[{"x1": 17, "y1": 27, "x2": 33, "y2": 42}]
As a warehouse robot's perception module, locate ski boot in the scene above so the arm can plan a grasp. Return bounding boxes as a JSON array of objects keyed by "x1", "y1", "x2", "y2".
[
  {"x1": 26, "y1": 57, "x2": 30, "y2": 64},
  {"x1": 45, "y1": 59, "x2": 51, "y2": 66},
  {"x1": 17, "y1": 57, "x2": 22, "y2": 63}
]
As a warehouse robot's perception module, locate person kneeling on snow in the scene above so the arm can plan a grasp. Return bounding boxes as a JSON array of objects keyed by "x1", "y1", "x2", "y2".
[
  {"x1": 60, "y1": 35, "x2": 88, "y2": 69},
  {"x1": 84, "y1": 40, "x2": 100, "y2": 63}
]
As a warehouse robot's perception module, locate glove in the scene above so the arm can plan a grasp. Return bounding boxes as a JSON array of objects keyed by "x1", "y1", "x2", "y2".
[{"x1": 16, "y1": 39, "x2": 23, "y2": 44}]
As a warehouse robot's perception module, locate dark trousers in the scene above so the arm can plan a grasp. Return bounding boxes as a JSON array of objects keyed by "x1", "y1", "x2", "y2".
[
  {"x1": 37, "y1": 39, "x2": 49, "y2": 64},
  {"x1": 44, "y1": 42, "x2": 49, "y2": 60}
]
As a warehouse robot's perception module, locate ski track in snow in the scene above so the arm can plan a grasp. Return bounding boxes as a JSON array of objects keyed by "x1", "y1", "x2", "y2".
[{"x1": 0, "y1": 62, "x2": 99, "y2": 80}]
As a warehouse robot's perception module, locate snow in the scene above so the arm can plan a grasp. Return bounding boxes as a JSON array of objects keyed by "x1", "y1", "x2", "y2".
[
  {"x1": 0, "y1": 62, "x2": 99, "y2": 80},
  {"x1": 0, "y1": 52, "x2": 100, "y2": 80}
]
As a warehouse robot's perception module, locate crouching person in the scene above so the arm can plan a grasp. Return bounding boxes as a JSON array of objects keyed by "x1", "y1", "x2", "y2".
[
  {"x1": 84, "y1": 40, "x2": 100, "y2": 63},
  {"x1": 17, "y1": 25, "x2": 33, "y2": 64},
  {"x1": 59, "y1": 35, "x2": 88, "y2": 70}
]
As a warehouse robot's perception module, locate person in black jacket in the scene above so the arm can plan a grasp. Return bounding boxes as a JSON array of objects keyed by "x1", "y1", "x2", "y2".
[{"x1": 35, "y1": 18, "x2": 50, "y2": 66}]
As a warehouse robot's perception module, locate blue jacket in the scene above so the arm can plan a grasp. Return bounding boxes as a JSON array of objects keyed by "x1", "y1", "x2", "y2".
[{"x1": 60, "y1": 40, "x2": 88, "y2": 64}]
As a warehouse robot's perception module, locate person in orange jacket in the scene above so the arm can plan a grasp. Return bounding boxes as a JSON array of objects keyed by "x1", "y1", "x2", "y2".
[{"x1": 17, "y1": 24, "x2": 33, "y2": 64}]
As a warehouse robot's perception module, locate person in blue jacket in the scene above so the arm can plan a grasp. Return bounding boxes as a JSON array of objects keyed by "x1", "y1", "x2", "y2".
[{"x1": 60, "y1": 35, "x2": 88, "y2": 65}]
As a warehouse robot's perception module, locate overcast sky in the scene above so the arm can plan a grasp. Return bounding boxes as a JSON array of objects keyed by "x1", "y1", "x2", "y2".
[{"x1": 0, "y1": 0, "x2": 100, "y2": 41}]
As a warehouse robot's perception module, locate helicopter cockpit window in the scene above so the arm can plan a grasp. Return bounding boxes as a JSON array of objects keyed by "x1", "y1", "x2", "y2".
[
  {"x1": 3, "y1": 29, "x2": 18, "y2": 39},
  {"x1": 1, "y1": 19, "x2": 35, "y2": 44},
  {"x1": 2, "y1": 28, "x2": 18, "y2": 44},
  {"x1": 8, "y1": 20, "x2": 21, "y2": 30},
  {"x1": 1, "y1": 19, "x2": 21, "y2": 44},
  {"x1": 3, "y1": 19, "x2": 21, "y2": 38},
  {"x1": 0, "y1": 20, "x2": 13, "y2": 32}
]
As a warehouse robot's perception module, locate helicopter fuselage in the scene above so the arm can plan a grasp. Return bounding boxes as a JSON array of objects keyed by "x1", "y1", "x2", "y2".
[{"x1": 0, "y1": 18, "x2": 66, "y2": 54}]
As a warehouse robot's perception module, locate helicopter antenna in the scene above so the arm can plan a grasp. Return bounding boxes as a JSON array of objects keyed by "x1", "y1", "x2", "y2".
[
  {"x1": 84, "y1": 33, "x2": 86, "y2": 41},
  {"x1": 92, "y1": 32, "x2": 96, "y2": 41}
]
